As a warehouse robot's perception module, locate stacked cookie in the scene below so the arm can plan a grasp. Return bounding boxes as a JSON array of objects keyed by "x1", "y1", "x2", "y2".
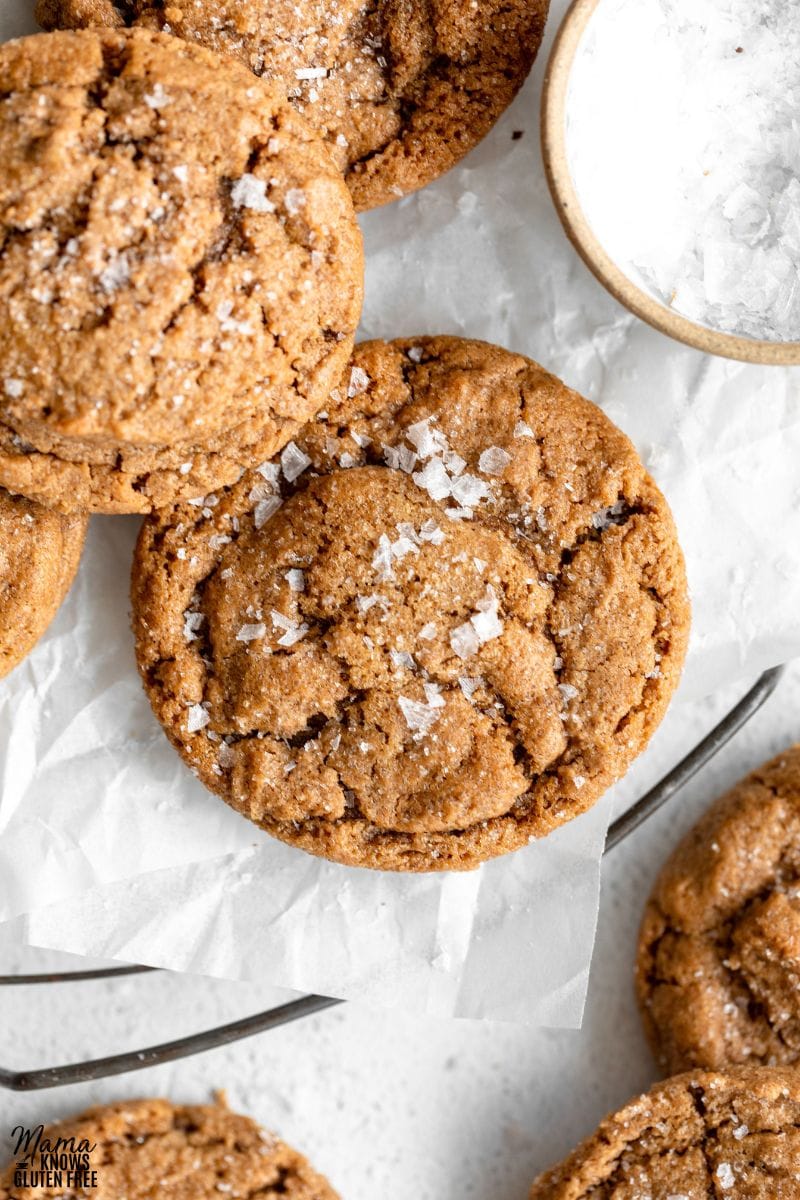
[
  {"x1": 35, "y1": 0, "x2": 551, "y2": 210},
  {"x1": 0, "y1": 28, "x2": 362, "y2": 513},
  {"x1": 0, "y1": 24, "x2": 362, "y2": 669}
]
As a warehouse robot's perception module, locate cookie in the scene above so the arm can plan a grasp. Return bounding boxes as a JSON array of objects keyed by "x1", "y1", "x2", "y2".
[
  {"x1": 637, "y1": 746, "x2": 800, "y2": 1074},
  {"x1": 0, "y1": 1098, "x2": 338, "y2": 1199},
  {"x1": 0, "y1": 29, "x2": 363, "y2": 514},
  {"x1": 35, "y1": 0, "x2": 550, "y2": 211},
  {"x1": 0, "y1": 486, "x2": 87, "y2": 678},
  {"x1": 131, "y1": 337, "x2": 689, "y2": 871},
  {"x1": 529, "y1": 1067, "x2": 800, "y2": 1198}
]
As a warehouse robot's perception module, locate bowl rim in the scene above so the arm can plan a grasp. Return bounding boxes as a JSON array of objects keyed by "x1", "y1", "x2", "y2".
[{"x1": 540, "y1": 0, "x2": 800, "y2": 367}]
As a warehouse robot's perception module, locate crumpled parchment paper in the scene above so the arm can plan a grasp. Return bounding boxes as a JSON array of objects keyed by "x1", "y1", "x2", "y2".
[{"x1": 2, "y1": 0, "x2": 800, "y2": 1023}]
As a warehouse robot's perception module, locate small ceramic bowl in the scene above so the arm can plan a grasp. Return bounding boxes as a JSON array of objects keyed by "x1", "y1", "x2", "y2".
[{"x1": 540, "y1": 0, "x2": 800, "y2": 366}]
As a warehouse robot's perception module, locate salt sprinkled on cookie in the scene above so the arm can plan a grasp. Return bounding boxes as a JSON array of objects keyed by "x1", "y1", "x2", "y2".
[
  {"x1": 0, "y1": 28, "x2": 362, "y2": 514},
  {"x1": 36, "y1": 0, "x2": 550, "y2": 210},
  {"x1": 530, "y1": 1068, "x2": 800, "y2": 1198},
  {"x1": 132, "y1": 337, "x2": 688, "y2": 871}
]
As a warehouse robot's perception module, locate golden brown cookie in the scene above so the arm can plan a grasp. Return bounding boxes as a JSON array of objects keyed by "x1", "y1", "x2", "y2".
[
  {"x1": 0, "y1": 1098, "x2": 338, "y2": 1199},
  {"x1": 0, "y1": 29, "x2": 362, "y2": 514},
  {"x1": 35, "y1": 0, "x2": 550, "y2": 211},
  {"x1": 0, "y1": 487, "x2": 87, "y2": 678},
  {"x1": 131, "y1": 337, "x2": 689, "y2": 871},
  {"x1": 637, "y1": 746, "x2": 800, "y2": 1074},
  {"x1": 529, "y1": 1067, "x2": 800, "y2": 1199}
]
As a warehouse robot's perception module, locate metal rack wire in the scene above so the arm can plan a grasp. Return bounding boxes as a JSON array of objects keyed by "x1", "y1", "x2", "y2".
[{"x1": 0, "y1": 665, "x2": 786, "y2": 1091}]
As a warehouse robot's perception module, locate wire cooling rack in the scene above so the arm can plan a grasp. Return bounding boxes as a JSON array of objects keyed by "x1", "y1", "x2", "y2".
[{"x1": 0, "y1": 665, "x2": 786, "y2": 1091}]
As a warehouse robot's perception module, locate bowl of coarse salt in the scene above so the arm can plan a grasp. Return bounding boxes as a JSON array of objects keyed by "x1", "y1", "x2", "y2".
[{"x1": 541, "y1": 0, "x2": 800, "y2": 365}]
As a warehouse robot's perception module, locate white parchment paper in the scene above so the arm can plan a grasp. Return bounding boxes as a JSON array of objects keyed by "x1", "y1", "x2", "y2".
[{"x1": 2, "y1": 0, "x2": 800, "y2": 1022}]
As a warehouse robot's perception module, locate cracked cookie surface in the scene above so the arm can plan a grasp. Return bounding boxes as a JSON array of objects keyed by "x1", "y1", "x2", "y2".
[
  {"x1": 529, "y1": 1067, "x2": 800, "y2": 1199},
  {"x1": 36, "y1": 0, "x2": 550, "y2": 210},
  {"x1": 131, "y1": 336, "x2": 689, "y2": 871},
  {"x1": 0, "y1": 486, "x2": 87, "y2": 678},
  {"x1": 0, "y1": 1098, "x2": 338, "y2": 1199},
  {"x1": 0, "y1": 29, "x2": 362, "y2": 513},
  {"x1": 637, "y1": 746, "x2": 800, "y2": 1074}
]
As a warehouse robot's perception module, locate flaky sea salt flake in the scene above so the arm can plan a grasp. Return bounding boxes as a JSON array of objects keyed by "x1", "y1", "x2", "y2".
[
  {"x1": 256, "y1": 461, "x2": 281, "y2": 485},
  {"x1": 591, "y1": 501, "x2": 625, "y2": 530},
  {"x1": 271, "y1": 611, "x2": 309, "y2": 647},
  {"x1": 254, "y1": 496, "x2": 282, "y2": 528},
  {"x1": 478, "y1": 446, "x2": 512, "y2": 476},
  {"x1": 459, "y1": 675, "x2": 482, "y2": 699},
  {"x1": 372, "y1": 534, "x2": 395, "y2": 580},
  {"x1": 450, "y1": 621, "x2": 481, "y2": 660},
  {"x1": 144, "y1": 83, "x2": 171, "y2": 109},
  {"x1": 357, "y1": 593, "x2": 387, "y2": 614},
  {"x1": 237, "y1": 622, "x2": 267, "y2": 643},
  {"x1": 450, "y1": 473, "x2": 490, "y2": 508},
  {"x1": 280, "y1": 441, "x2": 311, "y2": 482},
  {"x1": 186, "y1": 703, "x2": 210, "y2": 733},
  {"x1": 347, "y1": 366, "x2": 370, "y2": 397},
  {"x1": 99, "y1": 255, "x2": 130, "y2": 293},
  {"x1": 443, "y1": 449, "x2": 466, "y2": 476},
  {"x1": 284, "y1": 188, "x2": 306, "y2": 215},
  {"x1": 398, "y1": 695, "x2": 441, "y2": 737},
  {"x1": 412, "y1": 457, "x2": 451, "y2": 501},
  {"x1": 405, "y1": 417, "x2": 448, "y2": 459},
  {"x1": 716, "y1": 1164, "x2": 735, "y2": 1191},
  {"x1": 230, "y1": 174, "x2": 275, "y2": 213},
  {"x1": 390, "y1": 649, "x2": 416, "y2": 670},
  {"x1": 418, "y1": 519, "x2": 445, "y2": 544},
  {"x1": 183, "y1": 611, "x2": 205, "y2": 641},
  {"x1": 470, "y1": 587, "x2": 503, "y2": 644}
]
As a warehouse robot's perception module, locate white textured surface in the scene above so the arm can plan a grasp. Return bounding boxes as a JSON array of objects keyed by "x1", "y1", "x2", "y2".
[{"x1": 2, "y1": 661, "x2": 800, "y2": 1199}]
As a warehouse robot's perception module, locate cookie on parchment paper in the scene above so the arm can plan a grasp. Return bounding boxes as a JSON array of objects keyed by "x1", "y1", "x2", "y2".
[
  {"x1": 131, "y1": 336, "x2": 689, "y2": 871},
  {"x1": 529, "y1": 1067, "x2": 800, "y2": 1199},
  {"x1": 0, "y1": 487, "x2": 87, "y2": 679},
  {"x1": 637, "y1": 745, "x2": 800, "y2": 1074},
  {"x1": 0, "y1": 29, "x2": 362, "y2": 514},
  {"x1": 0, "y1": 1098, "x2": 339, "y2": 1199},
  {"x1": 36, "y1": 0, "x2": 550, "y2": 210}
]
